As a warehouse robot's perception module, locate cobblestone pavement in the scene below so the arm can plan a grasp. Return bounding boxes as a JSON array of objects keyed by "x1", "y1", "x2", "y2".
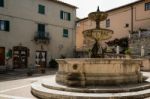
[{"x1": 0, "y1": 70, "x2": 150, "y2": 99}]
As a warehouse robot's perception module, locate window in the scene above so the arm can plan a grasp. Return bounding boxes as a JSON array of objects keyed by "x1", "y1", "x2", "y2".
[
  {"x1": 60, "y1": 10, "x2": 71, "y2": 21},
  {"x1": 0, "y1": 20, "x2": 9, "y2": 31},
  {"x1": 145, "y1": 2, "x2": 150, "y2": 11},
  {"x1": 106, "y1": 19, "x2": 110, "y2": 28},
  {"x1": 125, "y1": 24, "x2": 129, "y2": 28},
  {"x1": 0, "y1": 0, "x2": 4, "y2": 7},
  {"x1": 38, "y1": 24, "x2": 45, "y2": 38},
  {"x1": 38, "y1": 5, "x2": 45, "y2": 14},
  {"x1": 63, "y1": 29, "x2": 68, "y2": 37}
]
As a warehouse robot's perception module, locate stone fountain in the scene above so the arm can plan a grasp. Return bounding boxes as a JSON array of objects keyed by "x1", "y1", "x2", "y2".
[
  {"x1": 83, "y1": 7, "x2": 113, "y2": 58},
  {"x1": 31, "y1": 7, "x2": 150, "y2": 99}
]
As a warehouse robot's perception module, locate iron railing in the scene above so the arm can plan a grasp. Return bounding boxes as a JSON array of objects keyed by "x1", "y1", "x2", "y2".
[{"x1": 34, "y1": 32, "x2": 50, "y2": 43}]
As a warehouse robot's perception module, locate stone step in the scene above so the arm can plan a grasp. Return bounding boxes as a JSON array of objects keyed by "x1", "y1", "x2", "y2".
[
  {"x1": 42, "y1": 76, "x2": 150, "y2": 93},
  {"x1": 31, "y1": 82, "x2": 150, "y2": 99}
]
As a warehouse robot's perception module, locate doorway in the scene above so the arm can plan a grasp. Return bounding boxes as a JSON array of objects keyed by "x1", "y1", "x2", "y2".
[
  {"x1": 35, "y1": 51, "x2": 47, "y2": 68},
  {"x1": 0, "y1": 47, "x2": 5, "y2": 66},
  {"x1": 13, "y1": 46, "x2": 29, "y2": 69}
]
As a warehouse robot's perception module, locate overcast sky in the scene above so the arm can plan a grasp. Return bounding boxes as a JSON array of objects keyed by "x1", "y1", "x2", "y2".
[{"x1": 59, "y1": 0, "x2": 138, "y2": 19}]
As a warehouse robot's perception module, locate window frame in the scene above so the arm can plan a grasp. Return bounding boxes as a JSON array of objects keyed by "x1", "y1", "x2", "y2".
[
  {"x1": 0, "y1": 20, "x2": 10, "y2": 32},
  {"x1": 145, "y1": 2, "x2": 150, "y2": 11},
  {"x1": 63, "y1": 29, "x2": 69, "y2": 38},
  {"x1": 38, "y1": 4, "x2": 45, "y2": 14},
  {"x1": 60, "y1": 10, "x2": 71, "y2": 21},
  {"x1": 106, "y1": 19, "x2": 110, "y2": 28}
]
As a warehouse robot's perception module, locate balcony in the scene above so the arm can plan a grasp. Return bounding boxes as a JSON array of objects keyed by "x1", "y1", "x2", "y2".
[{"x1": 34, "y1": 32, "x2": 50, "y2": 44}]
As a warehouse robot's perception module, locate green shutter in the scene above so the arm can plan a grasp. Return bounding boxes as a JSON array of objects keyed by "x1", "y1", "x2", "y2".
[
  {"x1": 5, "y1": 21, "x2": 9, "y2": 31},
  {"x1": 0, "y1": 0, "x2": 4, "y2": 7},
  {"x1": 60, "y1": 11, "x2": 63, "y2": 19},
  {"x1": 39, "y1": 5, "x2": 45, "y2": 14},
  {"x1": 68, "y1": 13, "x2": 71, "y2": 21},
  {"x1": 6, "y1": 49, "x2": 12, "y2": 58}
]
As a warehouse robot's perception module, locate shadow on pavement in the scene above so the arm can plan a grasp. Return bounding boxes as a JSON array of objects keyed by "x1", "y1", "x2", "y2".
[{"x1": 0, "y1": 68, "x2": 57, "y2": 82}]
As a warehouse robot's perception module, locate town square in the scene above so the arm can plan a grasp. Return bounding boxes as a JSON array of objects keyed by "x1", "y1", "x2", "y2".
[{"x1": 0, "y1": 0, "x2": 150, "y2": 99}]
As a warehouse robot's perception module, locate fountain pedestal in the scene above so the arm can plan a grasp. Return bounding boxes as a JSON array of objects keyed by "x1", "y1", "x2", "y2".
[{"x1": 56, "y1": 58, "x2": 144, "y2": 87}]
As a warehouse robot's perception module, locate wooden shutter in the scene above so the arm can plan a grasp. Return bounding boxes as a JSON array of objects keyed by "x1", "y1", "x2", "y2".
[
  {"x1": 5, "y1": 21, "x2": 9, "y2": 31},
  {"x1": 60, "y1": 11, "x2": 63, "y2": 19},
  {"x1": 0, "y1": 0, "x2": 4, "y2": 7},
  {"x1": 68, "y1": 13, "x2": 71, "y2": 21},
  {"x1": 39, "y1": 5, "x2": 45, "y2": 14}
]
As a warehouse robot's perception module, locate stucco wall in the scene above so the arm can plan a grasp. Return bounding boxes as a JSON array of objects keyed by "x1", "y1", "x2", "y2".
[
  {"x1": 76, "y1": 1, "x2": 150, "y2": 51},
  {"x1": 0, "y1": 0, "x2": 76, "y2": 67}
]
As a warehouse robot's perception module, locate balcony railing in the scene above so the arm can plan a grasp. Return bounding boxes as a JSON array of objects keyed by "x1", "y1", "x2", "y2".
[
  {"x1": 130, "y1": 31, "x2": 150, "y2": 39},
  {"x1": 34, "y1": 32, "x2": 50, "y2": 43}
]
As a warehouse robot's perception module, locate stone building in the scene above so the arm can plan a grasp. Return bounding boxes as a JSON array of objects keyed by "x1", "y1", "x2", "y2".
[
  {"x1": 76, "y1": 0, "x2": 150, "y2": 55},
  {"x1": 0, "y1": 0, "x2": 77, "y2": 69}
]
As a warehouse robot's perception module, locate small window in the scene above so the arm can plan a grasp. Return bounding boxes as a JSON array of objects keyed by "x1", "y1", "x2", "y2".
[
  {"x1": 145, "y1": 2, "x2": 150, "y2": 11},
  {"x1": 0, "y1": 0, "x2": 4, "y2": 7},
  {"x1": 63, "y1": 29, "x2": 68, "y2": 37},
  {"x1": 38, "y1": 5, "x2": 45, "y2": 14},
  {"x1": 0, "y1": 20, "x2": 9, "y2": 32},
  {"x1": 106, "y1": 19, "x2": 110, "y2": 28},
  {"x1": 125, "y1": 24, "x2": 129, "y2": 28},
  {"x1": 60, "y1": 10, "x2": 71, "y2": 21}
]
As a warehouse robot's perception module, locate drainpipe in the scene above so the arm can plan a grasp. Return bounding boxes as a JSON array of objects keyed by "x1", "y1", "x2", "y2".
[{"x1": 131, "y1": 5, "x2": 134, "y2": 33}]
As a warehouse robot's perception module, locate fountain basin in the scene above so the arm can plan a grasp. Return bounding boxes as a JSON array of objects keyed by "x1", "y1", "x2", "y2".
[{"x1": 56, "y1": 58, "x2": 145, "y2": 86}]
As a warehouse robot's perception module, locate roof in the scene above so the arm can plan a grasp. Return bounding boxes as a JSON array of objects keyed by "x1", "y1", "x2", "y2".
[
  {"x1": 77, "y1": 0, "x2": 143, "y2": 23},
  {"x1": 76, "y1": 17, "x2": 88, "y2": 23},
  {"x1": 49, "y1": 0, "x2": 77, "y2": 9},
  {"x1": 106, "y1": 0, "x2": 143, "y2": 12}
]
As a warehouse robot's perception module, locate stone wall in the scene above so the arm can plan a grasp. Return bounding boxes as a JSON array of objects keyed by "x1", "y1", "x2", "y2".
[{"x1": 129, "y1": 30, "x2": 150, "y2": 57}]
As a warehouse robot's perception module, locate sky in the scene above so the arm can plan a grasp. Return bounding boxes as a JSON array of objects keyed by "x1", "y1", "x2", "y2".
[{"x1": 59, "y1": 0, "x2": 138, "y2": 19}]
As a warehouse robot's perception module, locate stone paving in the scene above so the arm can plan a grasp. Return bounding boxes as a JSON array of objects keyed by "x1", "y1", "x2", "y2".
[
  {"x1": 1, "y1": 70, "x2": 150, "y2": 99},
  {"x1": 32, "y1": 74, "x2": 150, "y2": 99},
  {"x1": 0, "y1": 68, "x2": 57, "y2": 99}
]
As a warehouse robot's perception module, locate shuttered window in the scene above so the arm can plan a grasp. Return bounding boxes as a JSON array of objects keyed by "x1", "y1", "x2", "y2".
[
  {"x1": 38, "y1": 5, "x2": 45, "y2": 14},
  {"x1": 0, "y1": 0, "x2": 4, "y2": 7},
  {"x1": 0, "y1": 20, "x2": 9, "y2": 32},
  {"x1": 38, "y1": 24, "x2": 45, "y2": 38},
  {"x1": 60, "y1": 10, "x2": 71, "y2": 21}
]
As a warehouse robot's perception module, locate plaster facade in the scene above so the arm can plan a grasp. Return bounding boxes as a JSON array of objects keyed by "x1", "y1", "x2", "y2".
[{"x1": 0, "y1": 0, "x2": 76, "y2": 68}]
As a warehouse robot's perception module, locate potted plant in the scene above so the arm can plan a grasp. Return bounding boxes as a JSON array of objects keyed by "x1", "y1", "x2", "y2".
[
  {"x1": 27, "y1": 68, "x2": 33, "y2": 76},
  {"x1": 27, "y1": 64, "x2": 34, "y2": 76},
  {"x1": 49, "y1": 59, "x2": 58, "y2": 68},
  {"x1": 125, "y1": 48, "x2": 131, "y2": 58}
]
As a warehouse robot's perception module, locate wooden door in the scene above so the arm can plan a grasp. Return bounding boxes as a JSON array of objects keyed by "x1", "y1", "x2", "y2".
[
  {"x1": 0, "y1": 47, "x2": 5, "y2": 65},
  {"x1": 13, "y1": 46, "x2": 29, "y2": 68}
]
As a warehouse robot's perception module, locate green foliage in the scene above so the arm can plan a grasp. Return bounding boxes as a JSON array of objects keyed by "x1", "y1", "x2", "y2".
[
  {"x1": 125, "y1": 48, "x2": 131, "y2": 55},
  {"x1": 49, "y1": 59, "x2": 58, "y2": 68},
  {"x1": 60, "y1": 55, "x2": 66, "y2": 59}
]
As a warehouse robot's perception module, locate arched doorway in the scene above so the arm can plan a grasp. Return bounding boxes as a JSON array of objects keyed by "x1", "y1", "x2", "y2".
[{"x1": 13, "y1": 46, "x2": 29, "y2": 69}]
